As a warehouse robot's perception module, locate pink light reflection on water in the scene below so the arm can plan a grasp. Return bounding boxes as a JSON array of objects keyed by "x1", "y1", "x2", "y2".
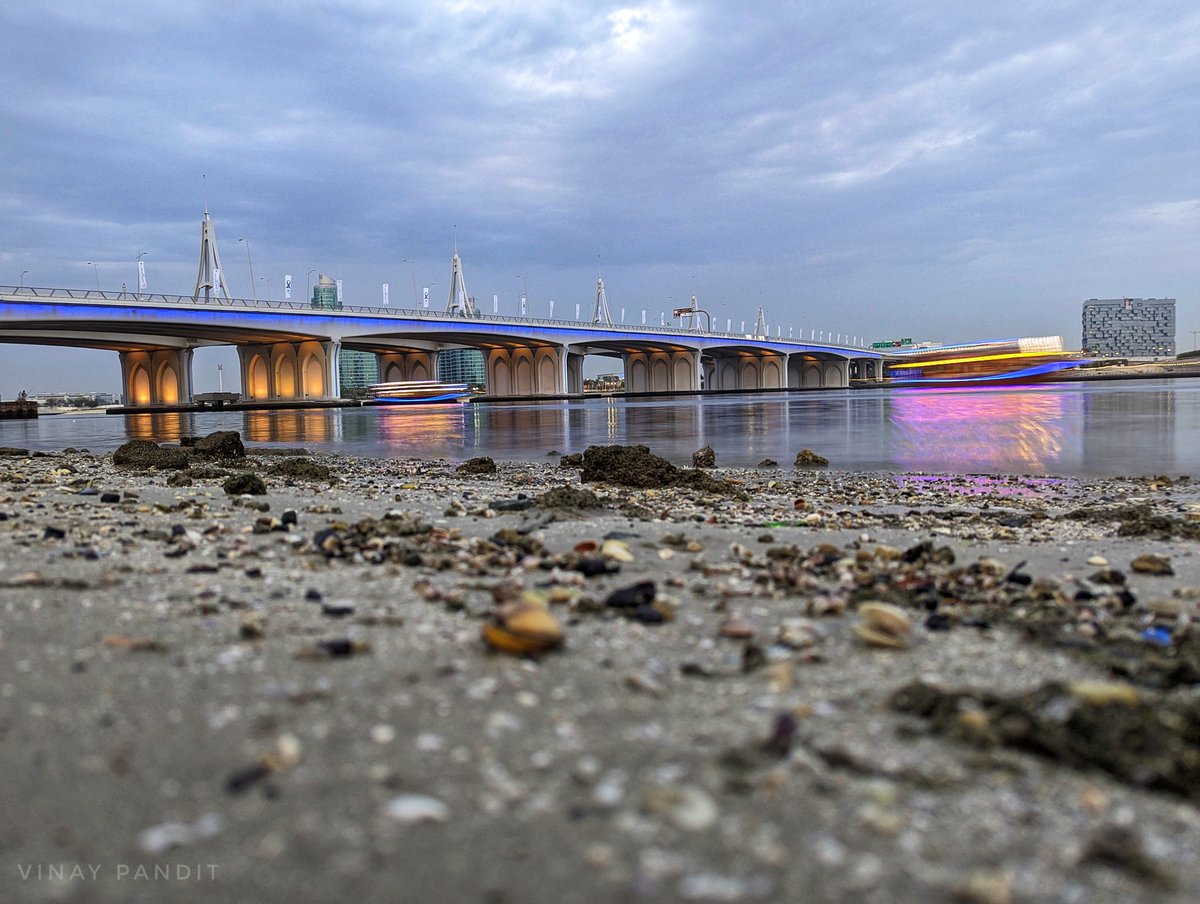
[{"x1": 888, "y1": 385, "x2": 1074, "y2": 474}]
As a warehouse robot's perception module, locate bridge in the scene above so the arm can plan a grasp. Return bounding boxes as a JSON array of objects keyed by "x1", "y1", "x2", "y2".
[{"x1": 0, "y1": 286, "x2": 884, "y2": 407}]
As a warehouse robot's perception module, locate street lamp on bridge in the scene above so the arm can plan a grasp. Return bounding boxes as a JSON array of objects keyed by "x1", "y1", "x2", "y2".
[
  {"x1": 86, "y1": 262, "x2": 100, "y2": 291},
  {"x1": 238, "y1": 238, "x2": 257, "y2": 301},
  {"x1": 260, "y1": 276, "x2": 272, "y2": 301},
  {"x1": 19, "y1": 270, "x2": 27, "y2": 288},
  {"x1": 136, "y1": 251, "x2": 147, "y2": 299},
  {"x1": 305, "y1": 269, "x2": 317, "y2": 305}
]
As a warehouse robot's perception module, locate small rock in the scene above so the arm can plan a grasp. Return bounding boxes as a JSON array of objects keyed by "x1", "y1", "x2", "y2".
[
  {"x1": 456, "y1": 456, "x2": 498, "y2": 476},
  {"x1": 1130, "y1": 554, "x2": 1173, "y2": 576},
  {"x1": 794, "y1": 448, "x2": 829, "y2": 468},
  {"x1": 692, "y1": 445, "x2": 716, "y2": 468},
  {"x1": 223, "y1": 473, "x2": 267, "y2": 496}
]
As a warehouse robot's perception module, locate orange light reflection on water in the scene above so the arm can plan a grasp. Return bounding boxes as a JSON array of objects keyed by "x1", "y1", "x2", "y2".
[
  {"x1": 373, "y1": 405, "x2": 469, "y2": 452},
  {"x1": 888, "y1": 387, "x2": 1068, "y2": 472}
]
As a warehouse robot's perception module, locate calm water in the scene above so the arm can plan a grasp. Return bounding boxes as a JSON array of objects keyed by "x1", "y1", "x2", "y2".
[{"x1": 4, "y1": 380, "x2": 1199, "y2": 477}]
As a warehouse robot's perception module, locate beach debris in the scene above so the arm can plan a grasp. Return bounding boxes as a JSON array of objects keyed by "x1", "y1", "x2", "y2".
[
  {"x1": 892, "y1": 679, "x2": 1200, "y2": 799},
  {"x1": 536, "y1": 485, "x2": 601, "y2": 509},
  {"x1": 852, "y1": 602, "x2": 913, "y2": 648},
  {"x1": 757, "y1": 458, "x2": 778, "y2": 468},
  {"x1": 600, "y1": 538, "x2": 635, "y2": 562},
  {"x1": 482, "y1": 599, "x2": 565, "y2": 655},
  {"x1": 692, "y1": 445, "x2": 716, "y2": 468},
  {"x1": 605, "y1": 580, "x2": 656, "y2": 609},
  {"x1": 456, "y1": 456, "x2": 498, "y2": 475},
  {"x1": 193, "y1": 430, "x2": 246, "y2": 459},
  {"x1": 112, "y1": 439, "x2": 189, "y2": 470},
  {"x1": 579, "y1": 444, "x2": 741, "y2": 495},
  {"x1": 268, "y1": 457, "x2": 331, "y2": 480},
  {"x1": 101, "y1": 634, "x2": 168, "y2": 653},
  {"x1": 223, "y1": 473, "x2": 267, "y2": 495},
  {"x1": 225, "y1": 733, "x2": 302, "y2": 794},
  {"x1": 296, "y1": 637, "x2": 373, "y2": 659},
  {"x1": 794, "y1": 448, "x2": 829, "y2": 468}
]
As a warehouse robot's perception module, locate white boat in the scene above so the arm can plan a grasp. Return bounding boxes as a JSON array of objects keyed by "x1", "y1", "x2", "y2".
[{"x1": 368, "y1": 380, "x2": 474, "y2": 403}]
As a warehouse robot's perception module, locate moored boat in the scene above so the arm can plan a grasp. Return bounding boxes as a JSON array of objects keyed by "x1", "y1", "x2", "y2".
[{"x1": 885, "y1": 336, "x2": 1089, "y2": 387}]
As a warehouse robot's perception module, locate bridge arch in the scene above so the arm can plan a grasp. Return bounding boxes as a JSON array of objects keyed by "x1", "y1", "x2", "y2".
[
  {"x1": 302, "y1": 352, "x2": 326, "y2": 397},
  {"x1": 246, "y1": 354, "x2": 270, "y2": 399},
  {"x1": 274, "y1": 353, "x2": 298, "y2": 400},
  {"x1": 130, "y1": 364, "x2": 151, "y2": 406},
  {"x1": 155, "y1": 360, "x2": 180, "y2": 404}
]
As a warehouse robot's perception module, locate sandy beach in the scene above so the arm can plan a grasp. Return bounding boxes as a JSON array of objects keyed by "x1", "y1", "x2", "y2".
[{"x1": 3, "y1": 436, "x2": 1200, "y2": 903}]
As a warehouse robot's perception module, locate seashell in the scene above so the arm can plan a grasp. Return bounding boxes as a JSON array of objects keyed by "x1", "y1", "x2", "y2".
[
  {"x1": 1087, "y1": 555, "x2": 1108, "y2": 566},
  {"x1": 573, "y1": 540, "x2": 598, "y2": 554},
  {"x1": 482, "y1": 602, "x2": 565, "y2": 655},
  {"x1": 1130, "y1": 554, "x2": 1173, "y2": 576},
  {"x1": 600, "y1": 539, "x2": 635, "y2": 562},
  {"x1": 858, "y1": 602, "x2": 912, "y2": 637},
  {"x1": 640, "y1": 784, "x2": 719, "y2": 831},
  {"x1": 383, "y1": 794, "x2": 450, "y2": 824}
]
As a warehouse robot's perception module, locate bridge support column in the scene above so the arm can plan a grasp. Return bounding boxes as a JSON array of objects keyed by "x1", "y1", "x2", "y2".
[
  {"x1": 119, "y1": 348, "x2": 194, "y2": 407},
  {"x1": 487, "y1": 347, "x2": 564, "y2": 396},
  {"x1": 376, "y1": 350, "x2": 439, "y2": 385},
  {"x1": 237, "y1": 340, "x2": 340, "y2": 402}
]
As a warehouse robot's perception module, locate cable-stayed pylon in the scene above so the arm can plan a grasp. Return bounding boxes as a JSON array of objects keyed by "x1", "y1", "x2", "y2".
[{"x1": 192, "y1": 208, "x2": 231, "y2": 302}]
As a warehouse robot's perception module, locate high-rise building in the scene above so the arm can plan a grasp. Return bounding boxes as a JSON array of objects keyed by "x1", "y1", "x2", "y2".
[
  {"x1": 310, "y1": 274, "x2": 379, "y2": 393},
  {"x1": 1082, "y1": 298, "x2": 1176, "y2": 358},
  {"x1": 438, "y1": 348, "x2": 486, "y2": 388}
]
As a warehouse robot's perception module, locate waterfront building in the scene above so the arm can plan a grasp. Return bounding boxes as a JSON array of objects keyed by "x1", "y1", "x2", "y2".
[
  {"x1": 310, "y1": 274, "x2": 379, "y2": 394},
  {"x1": 438, "y1": 348, "x2": 486, "y2": 388},
  {"x1": 1082, "y1": 298, "x2": 1176, "y2": 358}
]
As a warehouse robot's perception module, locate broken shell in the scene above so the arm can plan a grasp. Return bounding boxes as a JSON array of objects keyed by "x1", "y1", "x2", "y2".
[
  {"x1": 858, "y1": 602, "x2": 912, "y2": 637},
  {"x1": 600, "y1": 539, "x2": 635, "y2": 562},
  {"x1": 573, "y1": 540, "x2": 598, "y2": 554},
  {"x1": 1068, "y1": 680, "x2": 1140, "y2": 706},
  {"x1": 1087, "y1": 555, "x2": 1108, "y2": 566}
]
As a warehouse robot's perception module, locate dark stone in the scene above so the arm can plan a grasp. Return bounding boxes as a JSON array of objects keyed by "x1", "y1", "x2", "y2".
[
  {"x1": 112, "y1": 440, "x2": 189, "y2": 471},
  {"x1": 630, "y1": 604, "x2": 665, "y2": 624},
  {"x1": 581, "y1": 444, "x2": 676, "y2": 488},
  {"x1": 794, "y1": 448, "x2": 829, "y2": 468},
  {"x1": 692, "y1": 445, "x2": 716, "y2": 468},
  {"x1": 225, "y1": 762, "x2": 273, "y2": 794},
  {"x1": 317, "y1": 638, "x2": 355, "y2": 657},
  {"x1": 304, "y1": 588, "x2": 323, "y2": 602},
  {"x1": 166, "y1": 472, "x2": 193, "y2": 487},
  {"x1": 223, "y1": 473, "x2": 267, "y2": 496},
  {"x1": 456, "y1": 456, "x2": 498, "y2": 476},
  {"x1": 491, "y1": 498, "x2": 536, "y2": 512},
  {"x1": 924, "y1": 613, "x2": 952, "y2": 631},
  {"x1": 268, "y1": 458, "x2": 331, "y2": 480},
  {"x1": 100, "y1": 492, "x2": 121, "y2": 503},
  {"x1": 559, "y1": 453, "x2": 584, "y2": 469},
  {"x1": 0, "y1": 448, "x2": 30, "y2": 457},
  {"x1": 573, "y1": 557, "x2": 620, "y2": 577},
  {"x1": 193, "y1": 430, "x2": 246, "y2": 459},
  {"x1": 281, "y1": 509, "x2": 298, "y2": 526},
  {"x1": 605, "y1": 580, "x2": 656, "y2": 608},
  {"x1": 43, "y1": 525, "x2": 66, "y2": 540},
  {"x1": 321, "y1": 603, "x2": 355, "y2": 618},
  {"x1": 757, "y1": 459, "x2": 779, "y2": 468}
]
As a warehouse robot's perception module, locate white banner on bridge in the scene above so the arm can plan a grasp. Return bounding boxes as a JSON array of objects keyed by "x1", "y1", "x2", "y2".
[
  {"x1": 520, "y1": 295, "x2": 527, "y2": 317},
  {"x1": 137, "y1": 260, "x2": 147, "y2": 290},
  {"x1": 575, "y1": 303, "x2": 580, "y2": 320},
  {"x1": 549, "y1": 299, "x2": 554, "y2": 318},
  {"x1": 284, "y1": 274, "x2": 292, "y2": 300},
  {"x1": 336, "y1": 280, "x2": 343, "y2": 305},
  {"x1": 493, "y1": 294, "x2": 498, "y2": 314},
  {"x1": 422, "y1": 287, "x2": 429, "y2": 309},
  {"x1": 212, "y1": 268, "x2": 220, "y2": 295},
  {"x1": 382, "y1": 283, "x2": 389, "y2": 305}
]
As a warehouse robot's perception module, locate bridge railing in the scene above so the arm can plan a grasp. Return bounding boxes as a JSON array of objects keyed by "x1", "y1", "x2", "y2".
[{"x1": 0, "y1": 285, "x2": 874, "y2": 352}]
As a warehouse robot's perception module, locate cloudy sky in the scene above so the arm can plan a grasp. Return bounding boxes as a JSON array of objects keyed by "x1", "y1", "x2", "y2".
[{"x1": 2, "y1": 0, "x2": 1198, "y2": 395}]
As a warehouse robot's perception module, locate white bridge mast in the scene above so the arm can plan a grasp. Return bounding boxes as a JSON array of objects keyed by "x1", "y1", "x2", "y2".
[
  {"x1": 592, "y1": 276, "x2": 613, "y2": 325},
  {"x1": 444, "y1": 249, "x2": 478, "y2": 317},
  {"x1": 192, "y1": 207, "x2": 231, "y2": 303}
]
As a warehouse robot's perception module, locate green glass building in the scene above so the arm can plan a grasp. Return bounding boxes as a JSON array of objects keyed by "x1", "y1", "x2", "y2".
[{"x1": 311, "y1": 274, "x2": 378, "y2": 394}]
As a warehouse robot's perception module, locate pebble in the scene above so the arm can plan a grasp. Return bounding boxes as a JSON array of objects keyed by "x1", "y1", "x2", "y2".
[{"x1": 383, "y1": 794, "x2": 450, "y2": 824}]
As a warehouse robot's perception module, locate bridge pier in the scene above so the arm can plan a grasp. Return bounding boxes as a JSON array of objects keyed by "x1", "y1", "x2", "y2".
[
  {"x1": 623, "y1": 350, "x2": 702, "y2": 392},
  {"x1": 787, "y1": 354, "x2": 849, "y2": 388},
  {"x1": 486, "y1": 347, "x2": 565, "y2": 395},
  {"x1": 238, "y1": 340, "x2": 340, "y2": 401},
  {"x1": 376, "y1": 350, "x2": 439, "y2": 384},
  {"x1": 119, "y1": 348, "x2": 194, "y2": 407},
  {"x1": 705, "y1": 352, "x2": 787, "y2": 391}
]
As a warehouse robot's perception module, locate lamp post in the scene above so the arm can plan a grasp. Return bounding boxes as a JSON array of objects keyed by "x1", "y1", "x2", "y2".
[
  {"x1": 305, "y1": 269, "x2": 317, "y2": 305},
  {"x1": 19, "y1": 270, "x2": 27, "y2": 289},
  {"x1": 136, "y1": 251, "x2": 147, "y2": 299},
  {"x1": 217, "y1": 363, "x2": 224, "y2": 393},
  {"x1": 403, "y1": 259, "x2": 419, "y2": 307},
  {"x1": 260, "y1": 276, "x2": 272, "y2": 301},
  {"x1": 87, "y1": 261, "x2": 100, "y2": 291},
  {"x1": 238, "y1": 238, "x2": 257, "y2": 300}
]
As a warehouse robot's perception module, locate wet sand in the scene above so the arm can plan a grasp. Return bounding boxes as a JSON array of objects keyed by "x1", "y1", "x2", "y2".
[{"x1": 3, "y1": 442, "x2": 1200, "y2": 903}]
